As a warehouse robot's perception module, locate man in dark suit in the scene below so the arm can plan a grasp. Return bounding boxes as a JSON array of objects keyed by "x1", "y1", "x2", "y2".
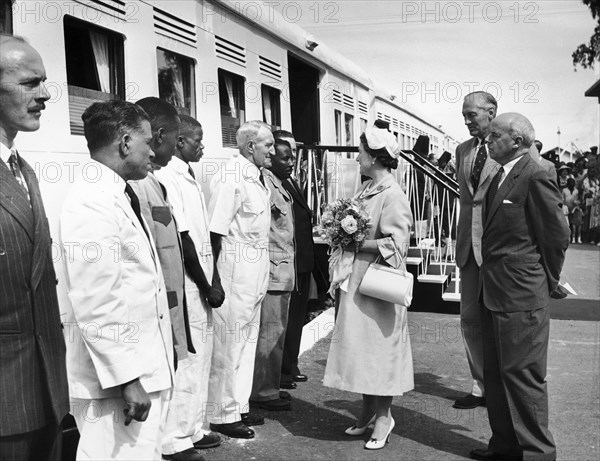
[
  {"x1": 274, "y1": 130, "x2": 315, "y2": 388},
  {"x1": 470, "y1": 113, "x2": 569, "y2": 461},
  {"x1": 454, "y1": 91, "x2": 500, "y2": 409},
  {"x1": 0, "y1": 35, "x2": 69, "y2": 460}
]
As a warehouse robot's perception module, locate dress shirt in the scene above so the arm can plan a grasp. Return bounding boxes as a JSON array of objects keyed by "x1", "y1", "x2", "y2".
[
  {"x1": 1, "y1": 141, "x2": 30, "y2": 195},
  {"x1": 498, "y1": 154, "x2": 525, "y2": 188}
]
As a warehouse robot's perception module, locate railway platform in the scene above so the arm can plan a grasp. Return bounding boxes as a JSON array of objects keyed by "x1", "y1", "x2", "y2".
[{"x1": 200, "y1": 309, "x2": 599, "y2": 461}]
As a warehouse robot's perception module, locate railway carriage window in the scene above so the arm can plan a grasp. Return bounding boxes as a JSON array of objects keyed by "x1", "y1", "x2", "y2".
[
  {"x1": 0, "y1": 0, "x2": 12, "y2": 34},
  {"x1": 334, "y1": 110, "x2": 342, "y2": 145},
  {"x1": 218, "y1": 69, "x2": 245, "y2": 148},
  {"x1": 345, "y1": 113, "x2": 354, "y2": 146},
  {"x1": 360, "y1": 118, "x2": 368, "y2": 135},
  {"x1": 64, "y1": 17, "x2": 124, "y2": 135},
  {"x1": 157, "y1": 49, "x2": 195, "y2": 116},
  {"x1": 261, "y1": 85, "x2": 281, "y2": 132}
]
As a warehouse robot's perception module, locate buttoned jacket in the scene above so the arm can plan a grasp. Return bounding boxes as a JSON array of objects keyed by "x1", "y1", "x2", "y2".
[
  {"x1": 263, "y1": 169, "x2": 295, "y2": 291},
  {"x1": 59, "y1": 161, "x2": 174, "y2": 399},
  {"x1": 0, "y1": 152, "x2": 69, "y2": 435},
  {"x1": 455, "y1": 137, "x2": 500, "y2": 267}
]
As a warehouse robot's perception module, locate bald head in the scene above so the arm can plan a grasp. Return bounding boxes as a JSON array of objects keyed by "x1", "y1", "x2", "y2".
[
  {"x1": 0, "y1": 35, "x2": 49, "y2": 144},
  {"x1": 487, "y1": 113, "x2": 535, "y2": 165}
]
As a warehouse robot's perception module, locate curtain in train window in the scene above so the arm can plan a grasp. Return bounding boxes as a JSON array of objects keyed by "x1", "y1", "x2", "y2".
[
  {"x1": 218, "y1": 69, "x2": 245, "y2": 148},
  {"x1": 261, "y1": 85, "x2": 281, "y2": 131},
  {"x1": 0, "y1": 0, "x2": 12, "y2": 34},
  {"x1": 334, "y1": 110, "x2": 342, "y2": 145},
  {"x1": 345, "y1": 113, "x2": 354, "y2": 146},
  {"x1": 157, "y1": 49, "x2": 195, "y2": 116},
  {"x1": 64, "y1": 16, "x2": 124, "y2": 135}
]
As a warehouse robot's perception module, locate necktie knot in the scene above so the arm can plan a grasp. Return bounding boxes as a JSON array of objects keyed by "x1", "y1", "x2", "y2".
[{"x1": 188, "y1": 165, "x2": 196, "y2": 180}]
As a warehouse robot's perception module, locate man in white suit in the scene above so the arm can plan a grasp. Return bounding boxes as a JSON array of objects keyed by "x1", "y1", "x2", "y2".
[
  {"x1": 59, "y1": 100, "x2": 174, "y2": 460},
  {"x1": 207, "y1": 121, "x2": 273, "y2": 439}
]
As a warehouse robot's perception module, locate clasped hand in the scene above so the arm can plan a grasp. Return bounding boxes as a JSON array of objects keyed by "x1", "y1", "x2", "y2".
[
  {"x1": 206, "y1": 281, "x2": 225, "y2": 308},
  {"x1": 121, "y1": 378, "x2": 151, "y2": 426}
]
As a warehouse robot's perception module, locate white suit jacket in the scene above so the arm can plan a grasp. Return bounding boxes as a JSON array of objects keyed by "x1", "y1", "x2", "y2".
[{"x1": 59, "y1": 160, "x2": 174, "y2": 399}]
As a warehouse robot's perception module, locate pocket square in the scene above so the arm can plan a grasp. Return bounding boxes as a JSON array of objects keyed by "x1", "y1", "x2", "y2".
[{"x1": 503, "y1": 200, "x2": 513, "y2": 204}]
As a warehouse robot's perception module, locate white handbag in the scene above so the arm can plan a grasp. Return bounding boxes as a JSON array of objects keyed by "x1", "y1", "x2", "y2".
[{"x1": 359, "y1": 254, "x2": 413, "y2": 307}]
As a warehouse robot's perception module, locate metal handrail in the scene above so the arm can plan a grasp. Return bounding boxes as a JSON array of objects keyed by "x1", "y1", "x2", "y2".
[{"x1": 297, "y1": 144, "x2": 460, "y2": 199}]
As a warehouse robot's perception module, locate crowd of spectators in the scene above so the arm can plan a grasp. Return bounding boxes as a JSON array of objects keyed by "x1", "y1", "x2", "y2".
[{"x1": 543, "y1": 147, "x2": 600, "y2": 245}]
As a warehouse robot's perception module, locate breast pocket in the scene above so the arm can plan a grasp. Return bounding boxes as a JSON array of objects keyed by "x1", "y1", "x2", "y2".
[
  {"x1": 241, "y1": 200, "x2": 267, "y2": 234},
  {"x1": 152, "y1": 206, "x2": 172, "y2": 227},
  {"x1": 151, "y1": 206, "x2": 177, "y2": 249}
]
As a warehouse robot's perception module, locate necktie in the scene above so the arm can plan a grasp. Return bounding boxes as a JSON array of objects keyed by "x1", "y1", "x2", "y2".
[
  {"x1": 8, "y1": 152, "x2": 27, "y2": 189},
  {"x1": 124, "y1": 184, "x2": 149, "y2": 240},
  {"x1": 471, "y1": 139, "x2": 487, "y2": 191},
  {"x1": 486, "y1": 166, "x2": 505, "y2": 214},
  {"x1": 8, "y1": 151, "x2": 30, "y2": 201},
  {"x1": 259, "y1": 173, "x2": 266, "y2": 187},
  {"x1": 188, "y1": 165, "x2": 196, "y2": 180}
]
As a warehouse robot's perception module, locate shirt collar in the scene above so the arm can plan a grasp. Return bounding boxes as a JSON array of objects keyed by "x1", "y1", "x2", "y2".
[
  {"x1": 501, "y1": 154, "x2": 525, "y2": 177},
  {"x1": 88, "y1": 159, "x2": 127, "y2": 192},
  {"x1": 169, "y1": 155, "x2": 191, "y2": 175},
  {"x1": 235, "y1": 154, "x2": 262, "y2": 182},
  {"x1": 0, "y1": 141, "x2": 16, "y2": 164}
]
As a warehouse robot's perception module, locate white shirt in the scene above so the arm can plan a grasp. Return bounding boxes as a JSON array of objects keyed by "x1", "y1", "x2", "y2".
[
  {"x1": 1, "y1": 141, "x2": 30, "y2": 194},
  {"x1": 498, "y1": 154, "x2": 525, "y2": 188},
  {"x1": 155, "y1": 156, "x2": 214, "y2": 282},
  {"x1": 208, "y1": 154, "x2": 271, "y2": 245}
]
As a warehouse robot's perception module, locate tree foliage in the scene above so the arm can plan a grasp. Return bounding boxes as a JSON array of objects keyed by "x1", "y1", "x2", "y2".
[{"x1": 572, "y1": 0, "x2": 600, "y2": 69}]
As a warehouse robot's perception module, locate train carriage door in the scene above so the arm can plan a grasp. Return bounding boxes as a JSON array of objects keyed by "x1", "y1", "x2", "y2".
[{"x1": 287, "y1": 54, "x2": 320, "y2": 145}]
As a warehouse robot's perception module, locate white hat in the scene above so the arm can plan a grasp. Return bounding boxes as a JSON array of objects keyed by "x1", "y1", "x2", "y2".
[{"x1": 364, "y1": 127, "x2": 400, "y2": 158}]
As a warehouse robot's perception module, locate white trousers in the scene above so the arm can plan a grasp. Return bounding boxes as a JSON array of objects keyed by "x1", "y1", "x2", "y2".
[
  {"x1": 72, "y1": 390, "x2": 169, "y2": 461},
  {"x1": 162, "y1": 289, "x2": 214, "y2": 455},
  {"x1": 207, "y1": 245, "x2": 269, "y2": 424}
]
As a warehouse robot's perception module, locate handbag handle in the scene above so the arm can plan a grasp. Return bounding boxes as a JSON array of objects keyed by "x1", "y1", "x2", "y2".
[{"x1": 374, "y1": 243, "x2": 408, "y2": 274}]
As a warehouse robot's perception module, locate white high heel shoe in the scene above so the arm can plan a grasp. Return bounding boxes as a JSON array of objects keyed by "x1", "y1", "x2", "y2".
[
  {"x1": 344, "y1": 414, "x2": 376, "y2": 436},
  {"x1": 364, "y1": 417, "x2": 395, "y2": 450}
]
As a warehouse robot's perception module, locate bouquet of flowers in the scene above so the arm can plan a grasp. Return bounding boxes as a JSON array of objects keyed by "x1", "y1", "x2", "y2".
[{"x1": 317, "y1": 198, "x2": 372, "y2": 294}]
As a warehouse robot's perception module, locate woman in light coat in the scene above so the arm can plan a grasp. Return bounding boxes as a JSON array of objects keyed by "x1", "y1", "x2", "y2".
[{"x1": 323, "y1": 126, "x2": 414, "y2": 450}]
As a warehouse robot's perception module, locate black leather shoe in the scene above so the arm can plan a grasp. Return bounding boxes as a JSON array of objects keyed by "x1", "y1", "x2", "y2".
[
  {"x1": 280, "y1": 381, "x2": 297, "y2": 389},
  {"x1": 193, "y1": 432, "x2": 222, "y2": 449},
  {"x1": 453, "y1": 394, "x2": 486, "y2": 409},
  {"x1": 241, "y1": 412, "x2": 265, "y2": 426},
  {"x1": 279, "y1": 391, "x2": 292, "y2": 400},
  {"x1": 469, "y1": 448, "x2": 522, "y2": 460},
  {"x1": 293, "y1": 374, "x2": 308, "y2": 382},
  {"x1": 163, "y1": 447, "x2": 205, "y2": 461},
  {"x1": 209, "y1": 422, "x2": 254, "y2": 439},
  {"x1": 250, "y1": 398, "x2": 291, "y2": 411}
]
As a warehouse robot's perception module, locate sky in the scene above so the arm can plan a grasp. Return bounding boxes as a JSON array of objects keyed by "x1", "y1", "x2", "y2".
[{"x1": 276, "y1": 0, "x2": 600, "y2": 153}]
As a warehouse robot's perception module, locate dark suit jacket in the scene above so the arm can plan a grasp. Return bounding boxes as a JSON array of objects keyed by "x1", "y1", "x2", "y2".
[
  {"x1": 283, "y1": 178, "x2": 314, "y2": 275},
  {"x1": 480, "y1": 154, "x2": 570, "y2": 312},
  {"x1": 0, "y1": 156, "x2": 69, "y2": 436}
]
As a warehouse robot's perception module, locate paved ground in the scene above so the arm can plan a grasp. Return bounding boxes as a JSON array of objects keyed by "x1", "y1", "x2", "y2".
[
  {"x1": 550, "y1": 245, "x2": 600, "y2": 321},
  {"x1": 202, "y1": 311, "x2": 599, "y2": 461}
]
